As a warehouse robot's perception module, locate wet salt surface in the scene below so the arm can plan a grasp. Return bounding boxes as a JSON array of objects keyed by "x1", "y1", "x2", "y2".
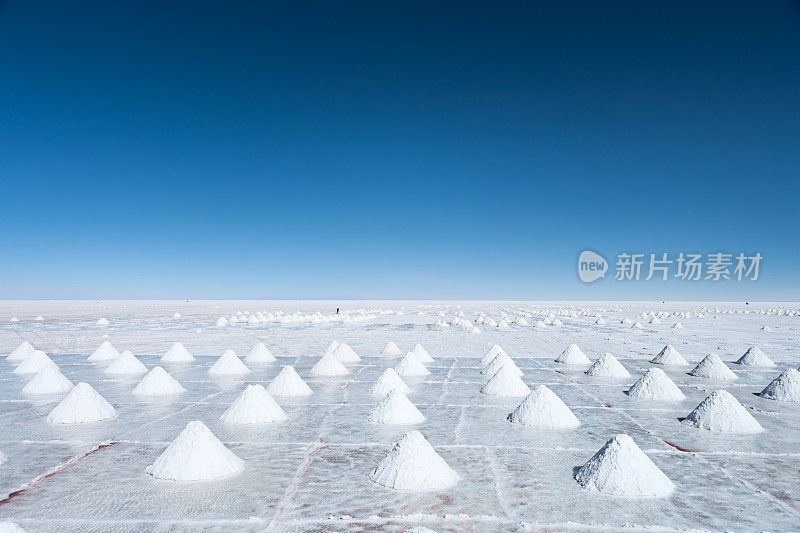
[{"x1": 0, "y1": 300, "x2": 797, "y2": 532}]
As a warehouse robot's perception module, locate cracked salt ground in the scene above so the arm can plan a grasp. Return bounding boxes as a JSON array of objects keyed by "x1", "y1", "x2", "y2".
[{"x1": 0, "y1": 300, "x2": 798, "y2": 531}]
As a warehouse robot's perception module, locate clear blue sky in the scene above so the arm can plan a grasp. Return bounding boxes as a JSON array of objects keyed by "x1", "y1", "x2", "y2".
[{"x1": 1, "y1": 1, "x2": 798, "y2": 300}]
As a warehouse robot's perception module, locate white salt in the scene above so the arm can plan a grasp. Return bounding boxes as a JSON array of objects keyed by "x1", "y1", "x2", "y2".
[
  {"x1": 105, "y1": 350, "x2": 148, "y2": 375},
  {"x1": 132, "y1": 366, "x2": 187, "y2": 396},
  {"x1": 481, "y1": 365, "x2": 531, "y2": 397},
  {"x1": 735, "y1": 346, "x2": 775, "y2": 367},
  {"x1": 46, "y1": 382, "x2": 117, "y2": 424},
  {"x1": 626, "y1": 368, "x2": 685, "y2": 401},
  {"x1": 395, "y1": 352, "x2": 430, "y2": 377},
  {"x1": 22, "y1": 365, "x2": 74, "y2": 395},
  {"x1": 219, "y1": 384, "x2": 287, "y2": 424},
  {"x1": 585, "y1": 353, "x2": 631, "y2": 378},
  {"x1": 759, "y1": 369, "x2": 800, "y2": 402},
  {"x1": 555, "y1": 344, "x2": 591, "y2": 365},
  {"x1": 267, "y1": 366, "x2": 313, "y2": 396},
  {"x1": 87, "y1": 341, "x2": 119, "y2": 362},
  {"x1": 309, "y1": 352, "x2": 349, "y2": 377},
  {"x1": 370, "y1": 368, "x2": 412, "y2": 395},
  {"x1": 245, "y1": 343, "x2": 276, "y2": 363},
  {"x1": 208, "y1": 350, "x2": 250, "y2": 375},
  {"x1": 370, "y1": 430, "x2": 459, "y2": 491},
  {"x1": 383, "y1": 341, "x2": 402, "y2": 355},
  {"x1": 161, "y1": 342, "x2": 195, "y2": 362},
  {"x1": 689, "y1": 354, "x2": 737, "y2": 380},
  {"x1": 6, "y1": 340, "x2": 35, "y2": 362},
  {"x1": 682, "y1": 390, "x2": 763, "y2": 433},
  {"x1": 367, "y1": 389, "x2": 425, "y2": 425},
  {"x1": 507, "y1": 385, "x2": 579, "y2": 428},
  {"x1": 13, "y1": 350, "x2": 57, "y2": 375},
  {"x1": 651, "y1": 345, "x2": 689, "y2": 366}
]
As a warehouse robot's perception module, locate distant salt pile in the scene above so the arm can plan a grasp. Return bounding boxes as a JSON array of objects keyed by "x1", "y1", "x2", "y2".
[
  {"x1": 672, "y1": 322, "x2": 684, "y2": 329},
  {"x1": 759, "y1": 369, "x2": 800, "y2": 402},
  {"x1": 481, "y1": 365, "x2": 531, "y2": 397},
  {"x1": 96, "y1": 317, "x2": 110, "y2": 326},
  {"x1": 761, "y1": 325, "x2": 772, "y2": 332},
  {"x1": 367, "y1": 389, "x2": 425, "y2": 425},
  {"x1": 632, "y1": 321, "x2": 644, "y2": 329},
  {"x1": 396, "y1": 352, "x2": 430, "y2": 377},
  {"x1": 620, "y1": 317, "x2": 633, "y2": 325},
  {"x1": 215, "y1": 317, "x2": 228, "y2": 327},
  {"x1": 220, "y1": 384, "x2": 287, "y2": 424},
  {"x1": 370, "y1": 430, "x2": 459, "y2": 491},
  {"x1": 585, "y1": 353, "x2": 631, "y2": 378},
  {"x1": 649, "y1": 317, "x2": 661, "y2": 325},
  {"x1": 689, "y1": 354, "x2": 737, "y2": 380},
  {"x1": 6, "y1": 340, "x2": 35, "y2": 362},
  {"x1": 404, "y1": 527, "x2": 437, "y2": 533},
  {"x1": 626, "y1": 369, "x2": 685, "y2": 401},
  {"x1": 161, "y1": 342, "x2": 195, "y2": 362},
  {"x1": 383, "y1": 341, "x2": 402, "y2": 355},
  {"x1": 35, "y1": 316, "x2": 44, "y2": 322},
  {"x1": 309, "y1": 352, "x2": 349, "y2": 377},
  {"x1": 330, "y1": 342, "x2": 361, "y2": 363},
  {"x1": 507, "y1": 385, "x2": 579, "y2": 428},
  {"x1": 23, "y1": 365, "x2": 74, "y2": 395},
  {"x1": 0, "y1": 521, "x2": 25, "y2": 532},
  {"x1": 208, "y1": 350, "x2": 250, "y2": 375},
  {"x1": 575, "y1": 434, "x2": 674, "y2": 498},
  {"x1": 482, "y1": 352, "x2": 523, "y2": 378},
  {"x1": 243, "y1": 343, "x2": 274, "y2": 364},
  {"x1": 371, "y1": 368, "x2": 412, "y2": 395},
  {"x1": 172, "y1": 312, "x2": 182, "y2": 319},
  {"x1": 411, "y1": 344, "x2": 434, "y2": 364},
  {"x1": 147, "y1": 420, "x2": 244, "y2": 481},
  {"x1": 46, "y1": 382, "x2": 117, "y2": 424},
  {"x1": 555, "y1": 344, "x2": 591, "y2": 365},
  {"x1": 735, "y1": 346, "x2": 775, "y2": 368},
  {"x1": 132, "y1": 366, "x2": 186, "y2": 396},
  {"x1": 13, "y1": 350, "x2": 56, "y2": 375},
  {"x1": 267, "y1": 366, "x2": 313, "y2": 396},
  {"x1": 105, "y1": 350, "x2": 148, "y2": 375},
  {"x1": 682, "y1": 390, "x2": 763, "y2": 433},
  {"x1": 651, "y1": 345, "x2": 689, "y2": 366},
  {"x1": 9, "y1": 317, "x2": 19, "y2": 322},
  {"x1": 87, "y1": 341, "x2": 120, "y2": 362},
  {"x1": 595, "y1": 318, "x2": 605, "y2": 325},
  {"x1": 480, "y1": 345, "x2": 507, "y2": 367}
]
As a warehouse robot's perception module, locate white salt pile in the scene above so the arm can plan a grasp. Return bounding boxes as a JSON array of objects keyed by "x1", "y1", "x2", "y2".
[
  {"x1": 759, "y1": 369, "x2": 800, "y2": 402},
  {"x1": 161, "y1": 342, "x2": 195, "y2": 362},
  {"x1": 482, "y1": 352, "x2": 523, "y2": 378},
  {"x1": 146, "y1": 420, "x2": 244, "y2": 481},
  {"x1": 507, "y1": 385, "x2": 579, "y2": 428},
  {"x1": 132, "y1": 366, "x2": 187, "y2": 396},
  {"x1": 625, "y1": 369, "x2": 685, "y2": 401},
  {"x1": 371, "y1": 368, "x2": 412, "y2": 395},
  {"x1": 383, "y1": 341, "x2": 402, "y2": 355},
  {"x1": 87, "y1": 341, "x2": 120, "y2": 362},
  {"x1": 682, "y1": 390, "x2": 763, "y2": 433},
  {"x1": 46, "y1": 382, "x2": 117, "y2": 424},
  {"x1": 480, "y1": 345, "x2": 507, "y2": 367},
  {"x1": 245, "y1": 343, "x2": 276, "y2": 363},
  {"x1": 761, "y1": 325, "x2": 772, "y2": 332},
  {"x1": 735, "y1": 346, "x2": 775, "y2": 367},
  {"x1": 105, "y1": 350, "x2": 148, "y2": 375},
  {"x1": 35, "y1": 316, "x2": 44, "y2": 321},
  {"x1": 689, "y1": 354, "x2": 737, "y2": 380},
  {"x1": 219, "y1": 384, "x2": 287, "y2": 424},
  {"x1": 481, "y1": 365, "x2": 531, "y2": 397},
  {"x1": 632, "y1": 321, "x2": 644, "y2": 329},
  {"x1": 585, "y1": 353, "x2": 631, "y2": 378},
  {"x1": 575, "y1": 434, "x2": 674, "y2": 498},
  {"x1": 22, "y1": 365, "x2": 74, "y2": 395},
  {"x1": 370, "y1": 430, "x2": 459, "y2": 491},
  {"x1": 330, "y1": 342, "x2": 361, "y2": 363},
  {"x1": 96, "y1": 317, "x2": 110, "y2": 326},
  {"x1": 6, "y1": 340, "x2": 35, "y2": 362},
  {"x1": 13, "y1": 350, "x2": 56, "y2": 375},
  {"x1": 395, "y1": 352, "x2": 430, "y2": 377},
  {"x1": 309, "y1": 352, "x2": 349, "y2": 377},
  {"x1": 555, "y1": 344, "x2": 591, "y2": 365},
  {"x1": 672, "y1": 322, "x2": 684, "y2": 329},
  {"x1": 367, "y1": 389, "x2": 426, "y2": 425},
  {"x1": 411, "y1": 344, "x2": 434, "y2": 364},
  {"x1": 404, "y1": 527, "x2": 438, "y2": 533},
  {"x1": 215, "y1": 317, "x2": 228, "y2": 327},
  {"x1": 172, "y1": 312, "x2": 182, "y2": 319},
  {"x1": 208, "y1": 350, "x2": 250, "y2": 375},
  {"x1": 651, "y1": 345, "x2": 689, "y2": 366},
  {"x1": 267, "y1": 366, "x2": 313, "y2": 396}
]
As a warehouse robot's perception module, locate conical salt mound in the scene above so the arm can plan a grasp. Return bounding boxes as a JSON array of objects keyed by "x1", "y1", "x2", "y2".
[
  {"x1": 411, "y1": 344, "x2": 434, "y2": 364},
  {"x1": 482, "y1": 352, "x2": 523, "y2": 377},
  {"x1": 735, "y1": 346, "x2": 775, "y2": 368},
  {"x1": 585, "y1": 353, "x2": 631, "y2": 378},
  {"x1": 220, "y1": 384, "x2": 287, "y2": 424},
  {"x1": 13, "y1": 351, "x2": 57, "y2": 375},
  {"x1": 161, "y1": 342, "x2": 195, "y2": 362},
  {"x1": 208, "y1": 350, "x2": 250, "y2": 375},
  {"x1": 132, "y1": 366, "x2": 186, "y2": 396},
  {"x1": 46, "y1": 382, "x2": 117, "y2": 424},
  {"x1": 87, "y1": 341, "x2": 119, "y2": 362},
  {"x1": 626, "y1": 369, "x2": 685, "y2": 401},
  {"x1": 146, "y1": 420, "x2": 244, "y2": 481},
  {"x1": 0, "y1": 521, "x2": 24, "y2": 532},
  {"x1": 651, "y1": 345, "x2": 689, "y2": 366},
  {"x1": 575, "y1": 434, "x2": 674, "y2": 498},
  {"x1": 309, "y1": 352, "x2": 349, "y2": 377},
  {"x1": 370, "y1": 430, "x2": 459, "y2": 491},
  {"x1": 105, "y1": 350, "x2": 148, "y2": 375},
  {"x1": 383, "y1": 341, "x2": 402, "y2": 355},
  {"x1": 682, "y1": 390, "x2": 763, "y2": 433},
  {"x1": 6, "y1": 340, "x2": 35, "y2": 362},
  {"x1": 481, "y1": 365, "x2": 531, "y2": 397},
  {"x1": 367, "y1": 390, "x2": 425, "y2": 425},
  {"x1": 689, "y1": 354, "x2": 737, "y2": 380},
  {"x1": 371, "y1": 368, "x2": 412, "y2": 395},
  {"x1": 395, "y1": 353, "x2": 430, "y2": 377},
  {"x1": 759, "y1": 369, "x2": 800, "y2": 402},
  {"x1": 555, "y1": 344, "x2": 591, "y2": 365},
  {"x1": 507, "y1": 385, "x2": 579, "y2": 428},
  {"x1": 267, "y1": 366, "x2": 313, "y2": 396},
  {"x1": 480, "y1": 345, "x2": 507, "y2": 367},
  {"x1": 23, "y1": 365, "x2": 74, "y2": 395},
  {"x1": 326, "y1": 340, "x2": 340, "y2": 353},
  {"x1": 245, "y1": 343, "x2": 276, "y2": 363},
  {"x1": 329, "y1": 342, "x2": 360, "y2": 363}
]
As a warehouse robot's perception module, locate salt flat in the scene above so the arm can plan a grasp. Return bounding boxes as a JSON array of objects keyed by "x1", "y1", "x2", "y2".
[{"x1": 0, "y1": 300, "x2": 798, "y2": 532}]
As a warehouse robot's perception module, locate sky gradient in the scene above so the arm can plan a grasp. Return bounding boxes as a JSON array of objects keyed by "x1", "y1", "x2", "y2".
[{"x1": 1, "y1": 1, "x2": 798, "y2": 300}]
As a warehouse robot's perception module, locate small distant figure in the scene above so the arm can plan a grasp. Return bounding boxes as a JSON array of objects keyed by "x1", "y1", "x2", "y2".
[{"x1": 336, "y1": 307, "x2": 340, "y2": 314}]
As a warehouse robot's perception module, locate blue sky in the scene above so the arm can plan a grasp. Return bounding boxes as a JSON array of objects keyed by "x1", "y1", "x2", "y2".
[{"x1": 1, "y1": 1, "x2": 798, "y2": 300}]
